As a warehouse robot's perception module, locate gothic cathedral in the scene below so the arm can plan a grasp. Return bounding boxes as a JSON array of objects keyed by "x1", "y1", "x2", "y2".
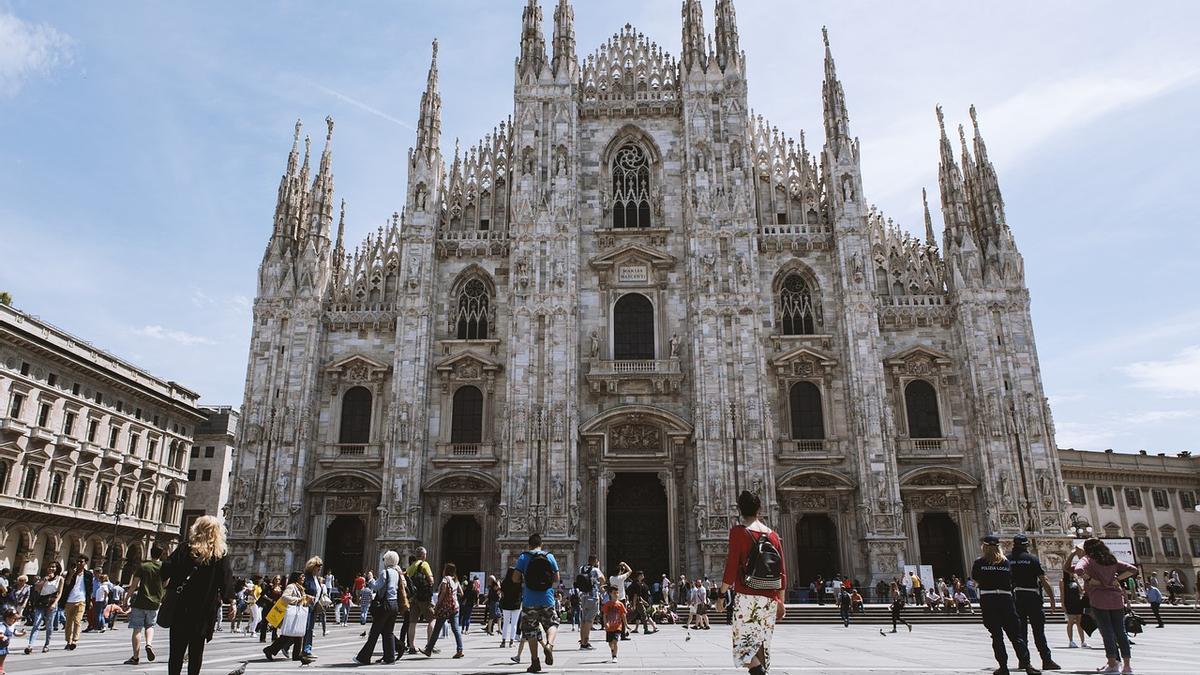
[{"x1": 228, "y1": 0, "x2": 1071, "y2": 586}]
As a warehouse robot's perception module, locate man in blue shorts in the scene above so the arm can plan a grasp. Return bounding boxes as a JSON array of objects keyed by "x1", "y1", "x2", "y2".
[{"x1": 515, "y1": 533, "x2": 559, "y2": 673}]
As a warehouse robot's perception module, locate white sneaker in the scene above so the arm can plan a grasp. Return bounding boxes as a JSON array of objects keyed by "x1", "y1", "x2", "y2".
[
  {"x1": 611, "y1": 656, "x2": 617, "y2": 663},
  {"x1": 1081, "y1": 641, "x2": 1090, "y2": 649},
  {"x1": 1069, "y1": 641, "x2": 1078, "y2": 648}
]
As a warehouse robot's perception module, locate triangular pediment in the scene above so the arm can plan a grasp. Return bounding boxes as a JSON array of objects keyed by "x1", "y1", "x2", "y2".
[
  {"x1": 434, "y1": 350, "x2": 502, "y2": 373},
  {"x1": 324, "y1": 353, "x2": 391, "y2": 374},
  {"x1": 883, "y1": 345, "x2": 953, "y2": 367},
  {"x1": 588, "y1": 243, "x2": 676, "y2": 270},
  {"x1": 770, "y1": 345, "x2": 837, "y2": 369}
]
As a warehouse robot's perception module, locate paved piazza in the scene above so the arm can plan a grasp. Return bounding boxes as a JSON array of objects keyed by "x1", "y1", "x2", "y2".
[{"x1": 9, "y1": 620, "x2": 1199, "y2": 674}]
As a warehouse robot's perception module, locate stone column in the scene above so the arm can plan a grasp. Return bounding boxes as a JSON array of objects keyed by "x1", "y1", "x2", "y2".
[
  {"x1": 597, "y1": 470, "x2": 614, "y2": 567},
  {"x1": 658, "y1": 470, "x2": 678, "y2": 576}
]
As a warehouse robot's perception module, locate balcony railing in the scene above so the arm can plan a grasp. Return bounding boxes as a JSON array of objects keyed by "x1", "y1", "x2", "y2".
[
  {"x1": 438, "y1": 229, "x2": 508, "y2": 242},
  {"x1": 776, "y1": 439, "x2": 842, "y2": 457},
  {"x1": 432, "y1": 442, "x2": 497, "y2": 465},
  {"x1": 758, "y1": 223, "x2": 831, "y2": 236},
  {"x1": 317, "y1": 443, "x2": 382, "y2": 463},
  {"x1": 589, "y1": 359, "x2": 681, "y2": 376},
  {"x1": 878, "y1": 294, "x2": 947, "y2": 308},
  {"x1": 895, "y1": 437, "x2": 960, "y2": 458}
]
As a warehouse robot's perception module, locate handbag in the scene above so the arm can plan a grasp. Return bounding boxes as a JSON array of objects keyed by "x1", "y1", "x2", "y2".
[
  {"x1": 265, "y1": 595, "x2": 290, "y2": 628},
  {"x1": 368, "y1": 569, "x2": 393, "y2": 614},
  {"x1": 280, "y1": 604, "x2": 310, "y2": 637},
  {"x1": 156, "y1": 556, "x2": 196, "y2": 629}
]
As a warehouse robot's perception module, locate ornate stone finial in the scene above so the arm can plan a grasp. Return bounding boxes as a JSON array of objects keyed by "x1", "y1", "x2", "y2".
[
  {"x1": 969, "y1": 104, "x2": 979, "y2": 131},
  {"x1": 957, "y1": 123, "x2": 968, "y2": 150},
  {"x1": 325, "y1": 115, "x2": 334, "y2": 140},
  {"x1": 304, "y1": 134, "x2": 311, "y2": 157},
  {"x1": 821, "y1": 25, "x2": 829, "y2": 47},
  {"x1": 431, "y1": 38, "x2": 439, "y2": 62},
  {"x1": 935, "y1": 105, "x2": 945, "y2": 132},
  {"x1": 293, "y1": 118, "x2": 302, "y2": 142}
]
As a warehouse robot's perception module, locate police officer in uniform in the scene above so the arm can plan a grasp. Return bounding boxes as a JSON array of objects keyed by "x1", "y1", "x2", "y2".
[
  {"x1": 1009, "y1": 534, "x2": 1060, "y2": 671},
  {"x1": 972, "y1": 534, "x2": 1041, "y2": 675}
]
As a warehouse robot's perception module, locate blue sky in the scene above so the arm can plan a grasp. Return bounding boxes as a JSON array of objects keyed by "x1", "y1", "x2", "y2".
[{"x1": 1, "y1": 1, "x2": 1197, "y2": 453}]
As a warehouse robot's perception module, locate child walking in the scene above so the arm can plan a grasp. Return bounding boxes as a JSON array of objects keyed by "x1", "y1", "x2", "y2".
[
  {"x1": 0, "y1": 607, "x2": 18, "y2": 674},
  {"x1": 601, "y1": 585, "x2": 628, "y2": 664}
]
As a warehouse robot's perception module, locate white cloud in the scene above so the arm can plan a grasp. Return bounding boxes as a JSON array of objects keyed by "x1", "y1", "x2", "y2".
[
  {"x1": 1054, "y1": 421, "x2": 1121, "y2": 451},
  {"x1": 1119, "y1": 345, "x2": 1200, "y2": 396},
  {"x1": 0, "y1": 12, "x2": 73, "y2": 97},
  {"x1": 1122, "y1": 410, "x2": 1197, "y2": 425},
  {"x1": 132, "y1": 324, "x2": 215, "y2": 346},
  {"x1": 863, "y1": 52, "x2": 1200, "y2": 205}
]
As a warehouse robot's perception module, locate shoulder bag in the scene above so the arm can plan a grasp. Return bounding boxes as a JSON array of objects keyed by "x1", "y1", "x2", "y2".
[{"x1": 156, "y1": 552, "x2": 196, "y2": 629}]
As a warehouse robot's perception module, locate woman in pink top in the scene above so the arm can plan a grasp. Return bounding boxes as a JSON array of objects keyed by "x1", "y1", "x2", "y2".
[{"x1": 1071, "y1": 539, "x2": 1137, "y2": 675}]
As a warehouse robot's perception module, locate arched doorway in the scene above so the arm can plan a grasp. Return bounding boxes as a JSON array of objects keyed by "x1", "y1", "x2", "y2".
[
  {"x1": 441, "y1": 515, "x2": 482, "y2": 574},
  {"x1": 795, "y1": 514, "x2": 840, "y2": 586},
  {"x1": 917, "y1": 512, "x2": 964, "y2": 579},
  {"x1": 606, "y1": 472, "x2": 669, "y2": 581},
  {"x1": 324, "y1": 515, "x2": 366, "y2": 583}
]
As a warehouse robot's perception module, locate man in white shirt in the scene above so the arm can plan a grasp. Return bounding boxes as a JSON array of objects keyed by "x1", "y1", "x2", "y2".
[{"x1": 61, "y1": 556, "x2": 94, "y2": 649}]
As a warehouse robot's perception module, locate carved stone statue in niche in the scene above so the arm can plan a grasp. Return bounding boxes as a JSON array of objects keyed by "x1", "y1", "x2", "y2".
[
  {"x1": 669, "y1": 333, "x2": 681, "y2": 358},
  {"x1": 589, "y1": 331, "x2": 600, "y2": 358}
]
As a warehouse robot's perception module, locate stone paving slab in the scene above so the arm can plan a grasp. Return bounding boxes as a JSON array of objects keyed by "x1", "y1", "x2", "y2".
[{"x1": 8, "y1": 620, "x2": 1199, "y2": 674}]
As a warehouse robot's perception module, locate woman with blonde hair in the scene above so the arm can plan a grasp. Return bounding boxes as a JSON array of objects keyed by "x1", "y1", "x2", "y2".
[
  {"x1": 161, "y1": 515, "x2": 233, "y2": 675},
  {"x1": 972, "y1": 534, "x2": 1038, "y2": 675},
  {"x1": 300, "y1": 556, "x2": 325, "y2": 660}
]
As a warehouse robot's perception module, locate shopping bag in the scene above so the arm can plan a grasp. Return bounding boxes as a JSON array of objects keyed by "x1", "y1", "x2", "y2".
[
  {"x1": 265, "y1": 596, "x2": 289, "y2": 628},
  {"x1": 280, "y1": 605, "x2": 310, "y2": 637}
]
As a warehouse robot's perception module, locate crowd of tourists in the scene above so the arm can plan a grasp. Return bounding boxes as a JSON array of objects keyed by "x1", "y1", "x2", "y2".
[{"x1": 0, "y1": 496, "x2": 1193, "y2": 675}]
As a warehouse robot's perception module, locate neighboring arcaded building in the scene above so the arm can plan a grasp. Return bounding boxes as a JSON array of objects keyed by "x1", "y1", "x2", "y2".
[
  {"x1": 228, "y1": 0, "x2": 1070, "y2": 585},
  {"x1": 180, "y1": 406, "x2": 239, "y2": 535},
  {"x1": 0, "y1": 303, "x2": 202, "y2": 581},
  {"x1": 1060, "y1": 448, "x2": 1200, "y2": 593}
]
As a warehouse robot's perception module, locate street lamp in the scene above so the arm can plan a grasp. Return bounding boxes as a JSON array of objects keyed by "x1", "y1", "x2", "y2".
[
  {"x1": 1068, "y1": 511, "x2": 1093, "y2": 540},
  {"x1": 105, "y1": 497, "x2": 126, "y2": 578}
]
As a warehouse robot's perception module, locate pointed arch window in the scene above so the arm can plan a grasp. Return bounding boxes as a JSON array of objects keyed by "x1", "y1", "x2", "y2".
[
  {"x1": 789, "y1": 382, "x2": 825, "y2": 440},
  {"x1": 338, "y1": 386, "x2": 372, "y2": 444},
  {"x1": 454, "y1": 278, "x2": 491, "y2": 340},
  {"x1": 450, "y1": 386, "x2": 484, "y2": 444},
  {"x1": 779, "y1": 273, "x2": 817, "y2": 335},
  {"x1": 612, "y1": 144, "x2": 652, "y2": 229},
  {"x1": 904, "y1": 379, "x2": 942, "y2": 439},
  {"x1": 613, "y1": 293, "x2": 655, "y2": 360}
]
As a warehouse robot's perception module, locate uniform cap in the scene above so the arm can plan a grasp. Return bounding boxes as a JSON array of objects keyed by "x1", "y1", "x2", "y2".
[
  {"x1": 1012, "y1": 533, "x2": 1029, "y2": 545},
  {"x1": 980, "y1": 533, "x2": 1001, "y2": 545}
]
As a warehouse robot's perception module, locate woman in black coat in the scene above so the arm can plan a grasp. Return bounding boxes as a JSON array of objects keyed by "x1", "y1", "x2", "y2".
[{"x1": 161, "y1": 515, "x2": 234, "y2": 675}]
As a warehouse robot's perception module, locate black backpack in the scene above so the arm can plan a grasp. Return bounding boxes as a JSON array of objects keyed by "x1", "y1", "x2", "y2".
[
  {"x1": 524, "y1": 551, "x2": 554, "y2": 592},
  {"x1": 575, "y1": 565, "x2": 594, "y2": 594},
  {"x1": 410, "y1": 566, "x2": 433, "y2": 602},
  {"x1": 742, "y1": 527, "x2": 783, "y2": 591}
]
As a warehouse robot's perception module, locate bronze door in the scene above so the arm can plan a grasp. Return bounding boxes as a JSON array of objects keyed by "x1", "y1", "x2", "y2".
[
  {"x1": 606, "y1": 472, "x2": 669, "y2": 580},
  {"x1": 324, "y1": 514, "x2": 366, "y2": 583},
  {"x1": 795, "y1": 514, "x2": 840, "y2": 586},
  {"x1": 917, "y1": 512, "x2": 964, "y2": 579},
  {"x1": 441, "y1": 514, "x2": 483, "y2": 575}
]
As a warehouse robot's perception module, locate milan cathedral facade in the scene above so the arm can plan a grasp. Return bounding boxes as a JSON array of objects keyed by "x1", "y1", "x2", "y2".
[{"x1": 227, "y1": 0, "x2": 1072, "y2": 586}]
